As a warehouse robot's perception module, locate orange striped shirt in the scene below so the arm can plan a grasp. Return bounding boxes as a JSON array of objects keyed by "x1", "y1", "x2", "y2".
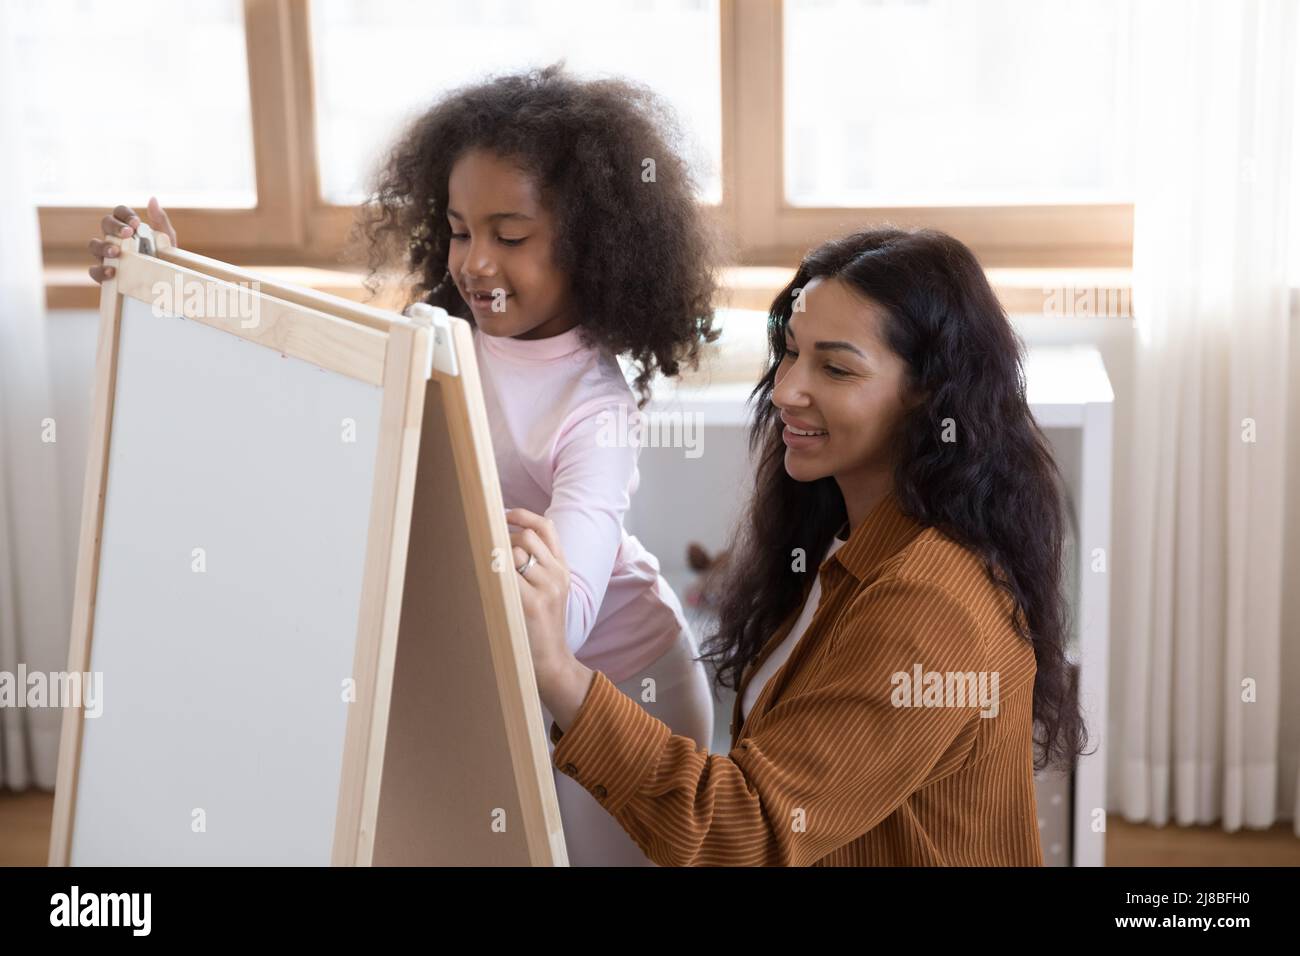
[{"x1": 549, "y1": 492, "x2": 1043, "y2": 865}]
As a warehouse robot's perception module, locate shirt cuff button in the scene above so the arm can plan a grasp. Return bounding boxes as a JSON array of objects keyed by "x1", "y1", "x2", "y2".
[
  {"x1": 562, "y1": 762, "x2": 578, "y2": 776},
  {"x1": 593, "y1": 785, "x2": 608, "y2": 799}
]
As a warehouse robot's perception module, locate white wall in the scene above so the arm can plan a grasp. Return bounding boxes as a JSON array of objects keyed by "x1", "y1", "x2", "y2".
[{"x1": 44, "y1": 310, "x2": 100, "y2": 595}]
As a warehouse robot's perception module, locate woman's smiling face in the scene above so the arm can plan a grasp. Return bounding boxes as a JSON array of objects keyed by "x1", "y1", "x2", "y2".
[
  {"x1": 446, "y1": 148, "x2": 577, "y2": 340},
  {"x1": 771, "y1": 277, "x2": 917, "y2": 487}
]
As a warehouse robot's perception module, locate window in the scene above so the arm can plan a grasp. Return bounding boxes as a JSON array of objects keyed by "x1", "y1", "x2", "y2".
[
  {"x1": 310, "y1": 0, "x2": 723, "y2": 205},
  {"x1": 16, "y1": 0, "x2": 256, "y2": 207},
  {"x1": 783, "y1": 0, "x2": 1135, "y2": 208},
  {"x1": 35, "y1": 0, "x2": 1135, "y2": 269}
]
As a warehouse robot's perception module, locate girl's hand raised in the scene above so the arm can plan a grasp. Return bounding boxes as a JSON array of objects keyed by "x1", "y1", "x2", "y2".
[{"x1": 87, "y1": 197, "x2": 177, "y2": 284}]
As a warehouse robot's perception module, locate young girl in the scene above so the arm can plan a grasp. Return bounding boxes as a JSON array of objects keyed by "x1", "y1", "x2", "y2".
[{"x1": 88, "y1": 64, "x2": 720, "y2": 867}]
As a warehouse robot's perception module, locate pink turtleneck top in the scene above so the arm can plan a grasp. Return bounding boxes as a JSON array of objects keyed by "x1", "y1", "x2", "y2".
[{"x1": 474, "y1": 325, "x2": 689, "y2": 683}]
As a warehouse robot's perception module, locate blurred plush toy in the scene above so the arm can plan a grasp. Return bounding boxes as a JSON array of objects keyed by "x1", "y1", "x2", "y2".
[{"x1": 684, "y1": 541, "x2": 732, "y2": 610}]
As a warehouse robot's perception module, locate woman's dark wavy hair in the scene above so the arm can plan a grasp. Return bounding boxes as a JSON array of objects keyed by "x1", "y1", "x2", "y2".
[
  {"x1": 355, "y1": 63, "x2": 722, "y2": 406},
  {"x1": 700, "y1": 227, "x2": 1088, "y2": 772}
]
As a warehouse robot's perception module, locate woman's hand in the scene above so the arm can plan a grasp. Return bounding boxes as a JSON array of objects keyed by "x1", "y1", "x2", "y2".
[
  {"x1": 87, "y1": 198, "x2": 177, "y2": 284},
  {"x1": 505, "y1": 508, "x2": 594, "y2": 731}
]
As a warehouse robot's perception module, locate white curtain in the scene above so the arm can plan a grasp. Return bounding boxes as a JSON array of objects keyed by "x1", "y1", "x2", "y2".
[
  {"x1": 1117, "y1": 0, "x2": 1297, "y2": 832},
  {"x1": 0, "y1": 1, "x2": 74, "y2": 791}
]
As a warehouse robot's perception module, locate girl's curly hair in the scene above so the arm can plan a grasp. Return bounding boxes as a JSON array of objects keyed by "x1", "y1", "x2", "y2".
[{"x1": 355, "y1": 63, "x2": 724, "y2": 405}]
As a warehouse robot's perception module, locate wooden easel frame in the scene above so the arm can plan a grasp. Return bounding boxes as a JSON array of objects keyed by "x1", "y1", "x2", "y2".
[{"x1": 47, "y1": 235, "x2": 567, "y2": 866}]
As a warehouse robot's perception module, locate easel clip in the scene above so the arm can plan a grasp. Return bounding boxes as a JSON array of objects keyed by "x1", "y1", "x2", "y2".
[
  {"x1": 404, "y1": 303, "x2": 459, "y2": 378},
  {"x1": 134, "y1": 222, "x2": 157, "y2": 255},
  {"x1": 132, "y1": 222, "x2": 171, "y2": 257}
]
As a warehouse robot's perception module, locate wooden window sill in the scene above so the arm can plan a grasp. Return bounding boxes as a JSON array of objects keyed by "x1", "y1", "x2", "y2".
[{"x1": 44, "y1": 264, "x2": 1133, "y2": 317}]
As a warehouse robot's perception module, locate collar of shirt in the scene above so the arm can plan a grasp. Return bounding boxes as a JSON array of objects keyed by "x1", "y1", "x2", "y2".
[
  {"x1": 729, "y1": 492, "x2": 927, "y2": 745},
  {"x1": 826, "y1": 492, "x2": 926, "y2": 584},
  {"x1": 476, "y1": 324, "x2": 587, "y2": 364}
]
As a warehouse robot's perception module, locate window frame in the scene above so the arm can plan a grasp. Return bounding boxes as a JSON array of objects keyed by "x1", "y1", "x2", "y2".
[
  {"x1": 39, "y1": 0, "x2": 1132, "y2": 269},
  {"x1": 733, "y1": 0, "x2": 1132, "y2": 267}
]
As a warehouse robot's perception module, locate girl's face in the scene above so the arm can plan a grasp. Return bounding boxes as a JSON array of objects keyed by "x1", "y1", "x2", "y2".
[
  {"x1": 445, "y1": 148, "x2": 577, "y2": 340},
  {"x1": 771, "y1": 277, "x2": 918, "y2": 492}
]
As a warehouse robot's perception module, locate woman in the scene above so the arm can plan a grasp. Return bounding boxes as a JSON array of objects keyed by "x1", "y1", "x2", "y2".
[{"x1": 506, "y1": 227, "x2": 1089, "y2": 866}]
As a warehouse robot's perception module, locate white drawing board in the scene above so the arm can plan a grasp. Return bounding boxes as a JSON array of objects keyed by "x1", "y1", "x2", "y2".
[{"x1": 49, "y1": 236, "x2": 567, "y2": 866}]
